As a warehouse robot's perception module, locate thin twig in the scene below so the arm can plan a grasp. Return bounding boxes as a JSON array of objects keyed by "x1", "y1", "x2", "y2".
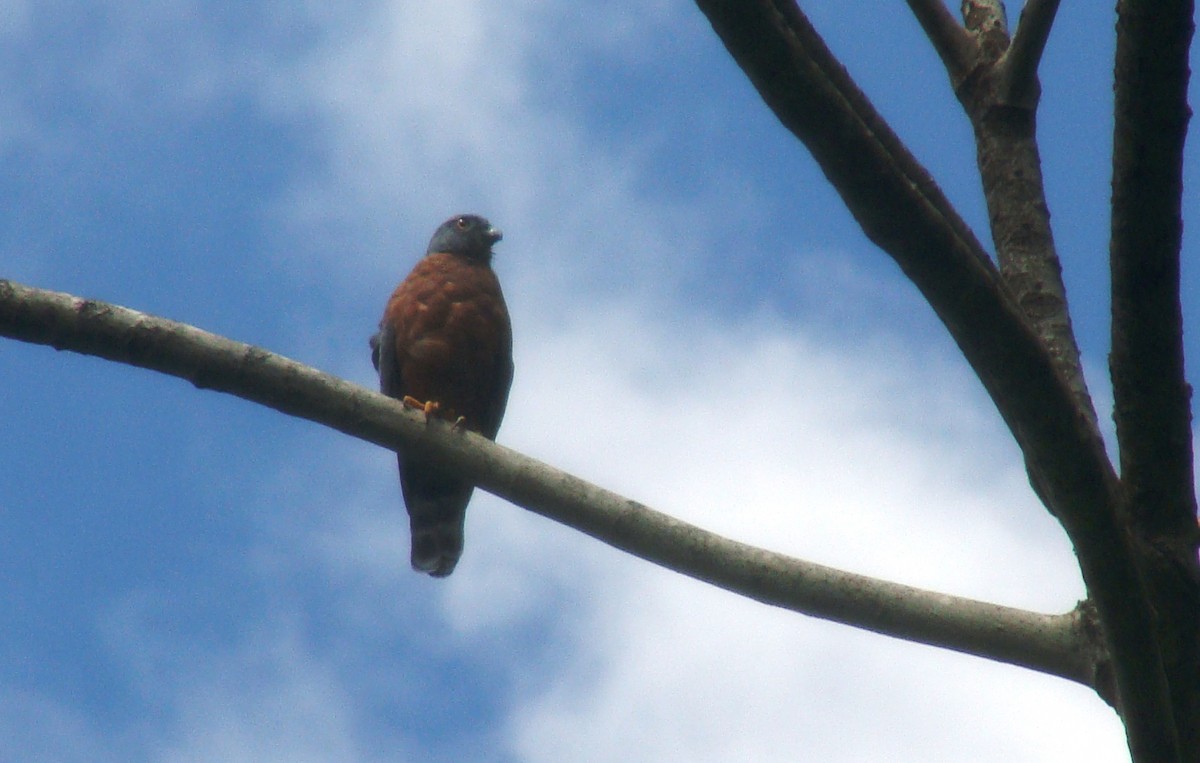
[
  {"x1": 905, "y1": 0, "x2": 975, "y2": 84},
  {"x1": 1000, "y1": 0, "x2": 1062, "y2": 107},
  {"x1": 0, "y1": 277, "x2": 1096, "y2": 685}
]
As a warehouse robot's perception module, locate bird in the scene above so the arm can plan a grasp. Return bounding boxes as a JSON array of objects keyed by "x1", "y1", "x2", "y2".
[{"x1": 370, "y1": 214, "x2": 514, "y2": 578}]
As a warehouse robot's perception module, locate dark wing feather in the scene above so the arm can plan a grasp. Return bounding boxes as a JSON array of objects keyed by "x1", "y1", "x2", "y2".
[
  {"x1": 373, "y1": 325, "x2": 402, "y2": 398},
  {"x1": 369, "y1": 331, "x2": 381, "y2": 372},
  {"x1": 478, "y1": 336, "x2": 513, "y2": 440}
]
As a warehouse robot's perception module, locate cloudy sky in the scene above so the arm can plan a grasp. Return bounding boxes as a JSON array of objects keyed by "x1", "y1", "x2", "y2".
[{"x1": 3, "y1": 1, "x2": 1196, "y2": 760}]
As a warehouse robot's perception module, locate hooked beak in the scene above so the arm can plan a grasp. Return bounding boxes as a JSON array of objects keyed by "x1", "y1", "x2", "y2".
[{"x1": 486, "y1": 226, "x2": 503, "y2": 245}]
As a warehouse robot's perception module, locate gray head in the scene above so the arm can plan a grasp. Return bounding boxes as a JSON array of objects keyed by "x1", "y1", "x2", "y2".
[{"x1": 426, "y1": 214, "x2": 503, "y2": 263}]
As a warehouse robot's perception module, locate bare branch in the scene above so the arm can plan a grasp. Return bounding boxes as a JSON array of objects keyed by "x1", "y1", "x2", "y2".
[
  {"x1": 905, "y1": 0, "x2": 975, "y2": 83},
  {"x1": 957, "y1": 0, "x2": 1095, "y2": 436},
  {"x1": 999, "y1": 0, "x2": 1061, "y2": 107},
  {"x1": 1111, "y1": 0, "x2": 1197, "y2": 542},
  {"x1": 690, "y1": 0, "x2": 1170, "y2": 749},
  {"x1": 955, "y1": 5, "x2": 1099, "y2": 436},
  {"x1": 971, "y1": 119, "x2": 1098, "y2": 431},
  {"x1": 0, "y1": 277, "x2": 1098, "y2": 685},
  {"x1": 1110, "y1": 0, "x2": 1198, "y2": 757}
]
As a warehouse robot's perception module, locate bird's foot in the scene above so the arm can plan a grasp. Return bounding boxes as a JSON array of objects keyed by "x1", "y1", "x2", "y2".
[{"x1": 402, "y1": 396, "x2": 441, "y2": 419}]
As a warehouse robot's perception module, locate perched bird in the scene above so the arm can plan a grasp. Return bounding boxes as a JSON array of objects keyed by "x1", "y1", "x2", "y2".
[{"x1": 370, "y1": 214, "x2": 514, "y2": 577}]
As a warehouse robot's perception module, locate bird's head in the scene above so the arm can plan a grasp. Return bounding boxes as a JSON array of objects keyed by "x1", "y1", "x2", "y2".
[{"x1": 426, "y1": 214, "x2": 503, "y2": 263}]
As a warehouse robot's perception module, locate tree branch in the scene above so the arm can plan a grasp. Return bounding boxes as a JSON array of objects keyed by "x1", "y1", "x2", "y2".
[
  {"x1": 1000, "y1": 0, "x2": 1061, "y2": 107},
  {"x1": 690, "y1": 0, "x2": 1170, "y2": 752},
  {"x1": 0, "y1": 277, "x2": 1099, "y2": 686},
  {"x1": 1111, "y1": 0, "x2": 1197, "y2": 546},
  {"x1": 905, "y1": 0, "x2": 975, "y2": 84},
  {"x1": 1110, "y1": 0, "x2": 1198, "y2": 758},
  {"x1": 953, "y1": 0, "x2": 1098, "y2": 434}
]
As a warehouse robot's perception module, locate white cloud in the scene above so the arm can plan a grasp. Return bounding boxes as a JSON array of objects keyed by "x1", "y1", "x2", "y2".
[
  {"x1": 500, "y1": 304, "x2": 1074, "y2": 603},
  {"x1": 149, "y1": 636, "x2": 366, "y2": 763},
  {"x1": 293, "y1": 296, "x2": 1124, "y2": 762},
  {"x1": 0, "y1": 1, "x2": 1124, "y2": 760},
  {"x1": 97, "y1": 591, "x2": 412, "y2": 763},
  {"x1": 241, "y1": 0, "x2": 1129, "y2": 759},
  {"x1": 259, "y1": 0, "x2": 737, "y2": 312},
  {"x1": 0, "y1": 0, "x2": 1162, "y2": 761},
  {"x1": 481, "y1": 305, "x2": 1127, "y2": 763}
]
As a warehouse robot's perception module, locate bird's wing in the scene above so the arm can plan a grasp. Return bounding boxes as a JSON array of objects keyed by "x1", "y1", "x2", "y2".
[
  {"x1": 373, "y1": 324, "x2": 403, "y2": 398},
  {"x1": 479, "y1": 341, "x2": 514, "y2": 440},
  {"x1": 368, "y1": 331, "x2": 381, "y2": 371}
]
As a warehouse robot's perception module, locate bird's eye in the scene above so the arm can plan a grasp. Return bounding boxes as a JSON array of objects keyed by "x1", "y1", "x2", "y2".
[{"x1": 455, "y1": 217, "x2": 470, "y2": 230}]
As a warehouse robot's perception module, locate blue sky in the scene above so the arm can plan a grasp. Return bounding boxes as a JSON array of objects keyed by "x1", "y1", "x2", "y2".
[{"x1": 2, "y1": 1, "x2": 1196, "y2": 760}]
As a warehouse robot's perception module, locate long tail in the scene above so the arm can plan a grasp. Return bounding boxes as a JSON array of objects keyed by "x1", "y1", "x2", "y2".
[{"x1": 399, "y1": 455, "x2": 472, "y2": 577}]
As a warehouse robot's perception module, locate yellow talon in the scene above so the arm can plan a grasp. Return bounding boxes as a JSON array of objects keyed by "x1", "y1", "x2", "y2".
[{"x1": 402, "y1": 396, "x2": 441, "y2": 418}]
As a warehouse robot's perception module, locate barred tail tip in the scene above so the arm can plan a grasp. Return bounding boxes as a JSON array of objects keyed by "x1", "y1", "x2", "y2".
[{"x1": 410, "y1": 523, "x2": 464, "y2": 578}]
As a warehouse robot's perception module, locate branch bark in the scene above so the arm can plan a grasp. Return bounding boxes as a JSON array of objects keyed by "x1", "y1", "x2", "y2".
[
  {"x1": 691, "y1": 0, "x2": 1173, "y2": 756},
  {"x1": 953, "y1": 0, "x2": 1099, "y2": 433},
  {"x1": 1110, "y1": 0, "x2": 1199, "y2": 758},
  {"x1": 0, "y1": 277, "x2": 1101, "y2": 688},
  {"x1": 911, "y1": 2, "x2": 1086, "y2": 424}
]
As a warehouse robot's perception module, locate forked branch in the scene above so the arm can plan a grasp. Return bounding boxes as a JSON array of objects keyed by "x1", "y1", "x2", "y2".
[{"x1": 692, "y1": 0, "x2": 1171, "y2": 755}]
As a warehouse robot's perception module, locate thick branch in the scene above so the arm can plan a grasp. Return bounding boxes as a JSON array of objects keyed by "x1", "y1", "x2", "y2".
[
  {"x1": 1111, "y1": 0, "x2": 1197, "y2": 542},
  {"x1": 691, "y1": 0, "x2": 1169, "y2": 752},
  {"x1": 1111, "y1": 0, "x2": 1198, "y2": 758},
  {"x1": 0, "y1": 277, "x2": 1099, "y2": 685}
]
